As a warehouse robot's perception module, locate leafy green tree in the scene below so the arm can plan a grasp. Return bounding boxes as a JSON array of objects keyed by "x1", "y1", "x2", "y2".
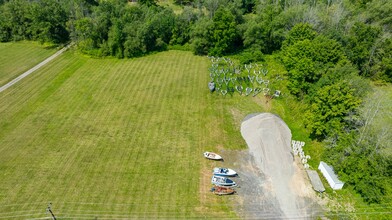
[
  {"x1": 364, "y1": 0, "x2": 392, "y2": 31},
  {"x1": 0, "y1": 0, "x2": 33, "y2": 41},
  {"x1": 344, "y1": 22, "x2": 381, "y2": 75},
  {"x1": 209, "y1": 7, "x2": 239, "y2": 56},
  {"x1": 254, "y1": 3, "x2": 285, "y2": 53},
  {"x1": 324, "y1": 127, "x2": 392, "y2": 204},
  {"x1": 170, "y1": 6, "x2": 197, "y2": 46},
  {"x1": 242, "y1": 19, "x2": 266, "y2": 53},
  {"x1": 241, "y1": 0, "x2": 256, "y2": 13},
  {"x1": 173, "y1": 0, "x2": 194, "y2": 6},
  {"x1": 370, "y1": 38, "x2": 392, "y2": 82},
  {"x1": 138, "y1": 0, "x2": 157, "y2": 7},
  {"x1": 281, "y1": 25, "x2": 347, "y2": 96},
  {"x1": 304, "y1": 81, "x2": 362, "y2": 139},
  {"x1": 0, "y1": 6, "x2": 11, "y2": 41},
  {"x1": 283, "y1": 22, "x2": 317, "y2": 47},
  {"x1": 203, "y1": 0, "x2": 224, "y2": 18},
  {"x1": 30, "y1": 0, "x2": 69, "y2": 43},
  {"x1": 190, "y1": 17, "x2": 214, "y2": 55},
  {"x1": 281, "y1": 39, "x2": 316, "y2": 96},
  {"x1": 107, "y1": 20, "x2": 124, "y2": 58}
]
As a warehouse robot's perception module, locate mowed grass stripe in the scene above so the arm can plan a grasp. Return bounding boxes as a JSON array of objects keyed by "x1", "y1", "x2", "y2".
[
  {"x1": 0, "y1": 41, "x2": 57, "y2": 86},
  {"x1": 38, "y1": 59, "x2": 117, "y2": 211},
  {"x1": 0, "y1": 50, "x2": 245, "y2": 218},
  {"x1": 0, "y1": 51, "x2": 82, "y2": 112},
  {"x1": 0, "y1": 52, "x2": 87, "y2": 144}
]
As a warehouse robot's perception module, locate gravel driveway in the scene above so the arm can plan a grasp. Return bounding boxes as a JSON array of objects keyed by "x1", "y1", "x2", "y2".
[{"x1": 221, "y1": 113, "x2": 324, "y2": 219}]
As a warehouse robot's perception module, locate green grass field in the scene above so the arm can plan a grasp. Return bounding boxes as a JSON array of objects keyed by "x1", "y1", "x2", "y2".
[
  {"x1": 0, "y1": 41, "x2": 56, "y2": 86},
  {"x1": 0, "y1": 47, "x2": 267, "y2": 219},
  {"x1": 1, "y1": 41, "x2": 390, "y2": 219}
]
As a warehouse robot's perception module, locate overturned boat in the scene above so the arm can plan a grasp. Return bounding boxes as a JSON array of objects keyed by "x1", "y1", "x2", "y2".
[{"x1": 210, "y1": 186, "x2": 236, "y2": 195}]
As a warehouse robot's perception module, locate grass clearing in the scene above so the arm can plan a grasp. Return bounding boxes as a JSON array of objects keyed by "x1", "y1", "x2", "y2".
[
  {"x1": 0, "y1": 49, "x2": 263, "y2": 218},
  {"x1": 2, "y1": 43, "x2": 387, "y2": 218},
  {"x1": 0, "y1": 41, "x2": 57, "y2": 86}
]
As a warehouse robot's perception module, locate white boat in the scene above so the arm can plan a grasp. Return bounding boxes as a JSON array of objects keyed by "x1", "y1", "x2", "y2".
[
  {"x1": 203, "y1": 152, "x2": 223, "y2": 160},
  {"x1": 213, "y1": 167, "x2": 237, "y2": 176},
  {"x1": 211, "y1": 175, "x2": 237, "y2": 187}
]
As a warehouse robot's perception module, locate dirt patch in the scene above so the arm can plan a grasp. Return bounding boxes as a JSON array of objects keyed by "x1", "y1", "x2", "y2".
[{"x1": 219, "y1": 113, "x2": 325, "y2": 219}]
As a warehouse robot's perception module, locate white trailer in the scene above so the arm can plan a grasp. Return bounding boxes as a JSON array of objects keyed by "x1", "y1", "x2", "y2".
[{"x1": 318, "y1": 161, "x2": 344, "y2": 190}]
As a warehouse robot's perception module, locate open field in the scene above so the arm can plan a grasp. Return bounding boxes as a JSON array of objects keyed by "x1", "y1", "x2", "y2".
[
  {"x1": 0, "y1": 41, "x2": 56, "y2": 86},
  {"x1": 2, "y1": 42, "x2": 390, "y2": 219},
  {"x1": 0, "y1": 48, "x2": 267, "y2": 218}
]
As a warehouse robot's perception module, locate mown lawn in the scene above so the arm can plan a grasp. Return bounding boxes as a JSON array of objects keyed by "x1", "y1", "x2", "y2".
[
  {"x1": 0, "y1": 48, "x2": 266, "y2": 219},
  {"x1": 0, "y1": 41, "x2": 56, "y2": 86}
]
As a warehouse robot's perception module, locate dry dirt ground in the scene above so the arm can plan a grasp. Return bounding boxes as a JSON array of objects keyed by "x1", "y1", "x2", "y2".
[{"x1": 220, "y1": 113, "x2": 325, "y2": 219}]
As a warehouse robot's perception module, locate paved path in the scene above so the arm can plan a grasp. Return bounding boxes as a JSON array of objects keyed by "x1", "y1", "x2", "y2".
[{"x1": 0, "y1": 44, "x2": 72, "y2": 93}]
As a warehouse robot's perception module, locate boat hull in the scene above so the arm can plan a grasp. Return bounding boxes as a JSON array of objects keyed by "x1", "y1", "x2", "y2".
[
  {"x1": 203, "y1": 152, "x2": 223, "y2": 160},
  {"x1": 211, "y1": 175, "x2": 237, "y2": 187},
  {"x1": 211, "y1": 186, "x2": 236, "y2": 195},
  {"x1": 213, "y1": 167, "x2": 237, "y2": 176}
]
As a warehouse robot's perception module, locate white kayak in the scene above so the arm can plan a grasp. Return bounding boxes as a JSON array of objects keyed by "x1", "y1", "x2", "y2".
[{"x1": 203, "y1": 151, "x2": 223, "y2": 160}]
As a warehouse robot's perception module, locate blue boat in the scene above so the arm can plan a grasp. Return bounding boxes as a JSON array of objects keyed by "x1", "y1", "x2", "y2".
[{"x1": 211, "y1": 175, "x2": 237, "y2": 187}]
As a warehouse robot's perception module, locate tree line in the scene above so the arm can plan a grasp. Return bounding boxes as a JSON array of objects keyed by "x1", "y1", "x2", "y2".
[{"x1": 0, "y1": 0, "x2": 391, "y2": 205}]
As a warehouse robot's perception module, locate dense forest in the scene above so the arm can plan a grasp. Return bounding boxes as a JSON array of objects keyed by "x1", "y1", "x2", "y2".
[{"x1": 1, "y1": 0, "x2": 391, "y2": 205}]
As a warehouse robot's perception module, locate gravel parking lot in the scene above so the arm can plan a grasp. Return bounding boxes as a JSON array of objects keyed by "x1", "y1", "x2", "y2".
[{"x1": 222, "y1": 113, "x2": 324, "y2": 219}]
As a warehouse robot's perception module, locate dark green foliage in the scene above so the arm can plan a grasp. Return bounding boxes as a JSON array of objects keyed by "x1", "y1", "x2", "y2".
[
  {"x1": 0, "y1": 0, "x2": 69, "y2": 43},
  {"x1": 344, "y1": 22, "x2": 381, "y2": 75},
  {"x1": 0, "y1": 0, "x2": 33, "y2": 42},
  {"x1": 209, "y1": 7, "x2": 239, "y2": 56},
  {"x1": 138, "y1": 0, "x2": 157, "y2": 7},
  {"x1": 254, "y1": 4, "x2": 285, "y2": 53},
  {"x1": 281, "y1": 26, "x2": 347, "y2": 96},
  {"x1": 241, "y1": 0, "x2": 256, "y2": 13},
  {"x1": 73, "y1": 2, "x2": 175, "y2": 58},
  {"x1": 242, "y1": 19, "x2": 266, "y2": 53},
  {"x1": 30, "y1": 0, "x2": 69, "y2": 43},
  {"x1": 203, "y1": 0, "x2": 225, "y2": 18},
  {"x1": 325, "y1": 133, "x2": 392, "y2": 204},
  {"x1": 173, "y1": 0, "x2": 193, "y2": 6},
  {"x1": 304, "y1": 80, "x2": 362, "y2": 139},
  {"x1": 190, "y1": 18, "x2": 213, "y2": 55},
  {"x1": 170, "y1": 6, "x2": 198, "y2": 46},
  {"x1": 283, "y1": 23, "x2": 317, "y2": 47},
  {"x1": 237, "y1": 49, "x2": 264, "y2": 64},
  {"x1": 370, "y1": 38, "x2": 392, "y2": 82},
  {"x1": 190, "y1": 6, "x2": 241, "y2": 56}
]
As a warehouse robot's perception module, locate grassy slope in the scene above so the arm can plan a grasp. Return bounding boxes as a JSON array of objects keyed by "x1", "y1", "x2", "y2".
[
  {"x1": 0, "y1": 49, "x2": 263, "y2": 219},
  {"x1": 0, "y1": 41, "x2": 56, "y2": 86}
]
